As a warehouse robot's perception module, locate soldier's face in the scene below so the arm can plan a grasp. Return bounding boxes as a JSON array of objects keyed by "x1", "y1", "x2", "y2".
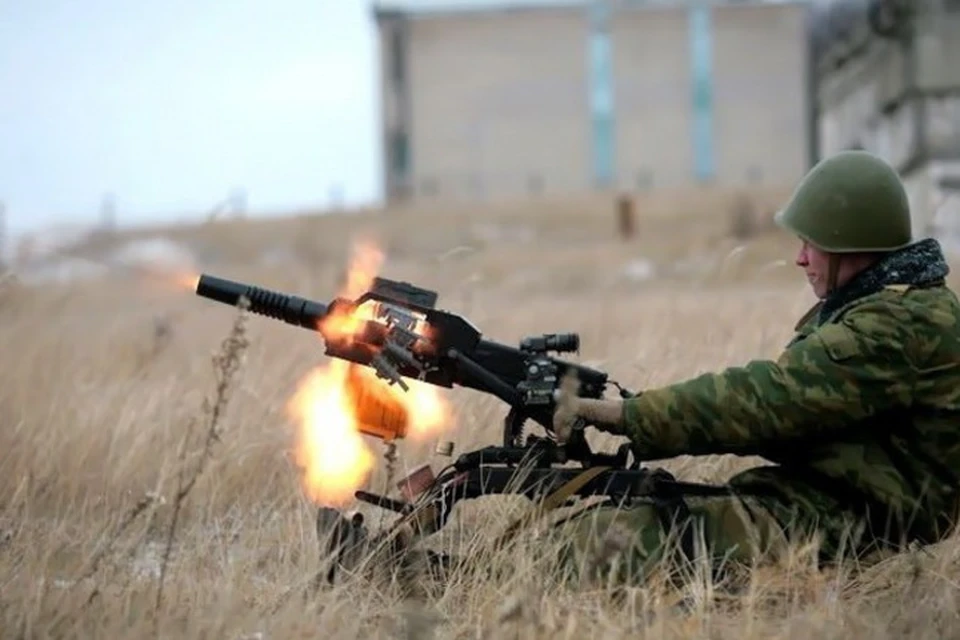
[
  {"x1": 795, "y1": 240, "x2": 836, "y2": 298},
  {"x1": 796, "y1": 240, "x2": 880, "y2": 298}
]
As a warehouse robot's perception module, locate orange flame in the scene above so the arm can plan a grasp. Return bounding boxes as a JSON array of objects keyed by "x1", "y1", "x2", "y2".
[
  {"x1": 285, "y1": 240, "x2": 453, "y2": 507},
  {"x1": 133, "y1": 265, "x2": 199, "y2": 292},
  {"x1": 178, "y1": 273, "x2": 201, "y2": 291},
  {"x1": 286, "y1": 360, "x2": 377, "y2": 505}
]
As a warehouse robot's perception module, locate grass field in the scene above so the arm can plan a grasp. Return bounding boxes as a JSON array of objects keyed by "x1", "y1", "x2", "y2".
[{"x1": 3, "y1": 191, "x2": 960, "y2": 638}]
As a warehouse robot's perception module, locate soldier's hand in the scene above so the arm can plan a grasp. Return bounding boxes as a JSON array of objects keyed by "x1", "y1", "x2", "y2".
[
  {"x1": 553, "y1": 371, "x2": 584, "y2": 444},
  {"x1": 554, "y1": 370, "x2": 630, "y2": 443}
]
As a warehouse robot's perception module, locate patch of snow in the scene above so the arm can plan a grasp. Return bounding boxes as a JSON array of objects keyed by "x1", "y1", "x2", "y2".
[
  {"x1": 130, "y1": 541, "x2": 165, "y2": 580},
  {"x1": 621, "y1": 258, "x2": 656, "y2": 282}
]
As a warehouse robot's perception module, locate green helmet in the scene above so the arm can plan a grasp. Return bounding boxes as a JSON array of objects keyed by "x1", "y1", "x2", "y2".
[{"x1": 774, "y1": 150, "x2": 913, "y2": 253}]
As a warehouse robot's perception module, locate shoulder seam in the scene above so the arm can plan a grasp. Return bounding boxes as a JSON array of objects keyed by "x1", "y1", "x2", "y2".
[{"x1": 828, "y1": 288, "x2": 910, "y2": 321}]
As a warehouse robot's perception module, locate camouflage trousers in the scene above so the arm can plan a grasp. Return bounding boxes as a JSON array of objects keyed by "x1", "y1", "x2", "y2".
[
  {"x1": 547, "y1": 493, "x2": 821, "y2": 587},
  {"x1": 321, "y1": 487, "x2": 882, "y2": 590}
]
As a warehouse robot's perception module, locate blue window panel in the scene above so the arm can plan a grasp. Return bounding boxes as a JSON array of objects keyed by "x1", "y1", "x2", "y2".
[
  {"x1": 689, "y1": 3, "x2": 715, "y2": 182},
  {"x1": 589, "y1": 2, "x2": 615, "y2": 188}
]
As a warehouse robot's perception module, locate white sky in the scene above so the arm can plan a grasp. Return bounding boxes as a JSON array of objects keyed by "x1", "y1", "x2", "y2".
[{"x1": 1, "y1": 0, "x2": 387, "y2": 235}]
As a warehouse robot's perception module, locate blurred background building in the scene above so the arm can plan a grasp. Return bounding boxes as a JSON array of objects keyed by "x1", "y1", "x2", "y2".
[
  {"x1": 373, "y1": 0, "x2": 813, "y2": 205},
  {"x1": 373, "y1": 0, "x2": 960, "y2": 245}
]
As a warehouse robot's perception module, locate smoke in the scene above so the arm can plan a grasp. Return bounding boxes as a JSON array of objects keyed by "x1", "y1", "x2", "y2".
[{"x1": 12, "y1": 236, "x2": 199, "y2": 286}]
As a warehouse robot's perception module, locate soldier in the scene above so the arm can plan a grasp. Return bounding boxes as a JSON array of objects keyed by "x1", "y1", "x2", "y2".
[{"x1": 552, "y1": 149, "x2": 960, "y2": 585}]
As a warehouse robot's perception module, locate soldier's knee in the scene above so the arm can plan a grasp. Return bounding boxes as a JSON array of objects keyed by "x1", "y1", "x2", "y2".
[
  {"x1": 553, "y1": 502, "x2": 681, "y2": 585},
  {"x1": 694, "y1": 496, "x2": 792, "y2": 565},
  {"x1": 554, "y1": 495, "x2": 790, "y2": 586}
]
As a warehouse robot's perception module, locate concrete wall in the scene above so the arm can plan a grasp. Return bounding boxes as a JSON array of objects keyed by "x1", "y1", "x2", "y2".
[
  {"x1": 611, "y1": 1, "x2": 810, "y2": 192},
  {"x1": 609, "y1": 5, "x2": 692, "y2": 191},
  {"x1": 815, "y1": 39, "x2": 916, "y2": 165},
  {"x1": 904, "y1": 160, "x2": 960, "y2": 251},
  {"x1": 378, "y1": 6, "x2": 593, "y2": 203},
  {"x1": 376, "y1": 1, "x2": 813, "y2": 206},
  {"x1": 709, "y1": 2, "x2": 810, "y2": 187},
  {"x1": 813, "y1": 5, "x2": 960, "y2": 238}
]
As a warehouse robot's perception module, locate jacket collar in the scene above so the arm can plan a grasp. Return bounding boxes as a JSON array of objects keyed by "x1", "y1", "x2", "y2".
[{"x1": 816, "y1": 237, "x2": 949, "y2": 325}]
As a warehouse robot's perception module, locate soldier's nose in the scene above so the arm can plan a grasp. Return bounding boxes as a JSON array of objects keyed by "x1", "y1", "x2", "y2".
[{"x1": 795, "y1": 242, "x2": 811, "y2": 267}]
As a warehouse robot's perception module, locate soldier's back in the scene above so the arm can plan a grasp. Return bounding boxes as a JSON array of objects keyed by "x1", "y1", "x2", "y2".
[{"x1": 734, "y1": 273, "x2": 960, "y2": 559}]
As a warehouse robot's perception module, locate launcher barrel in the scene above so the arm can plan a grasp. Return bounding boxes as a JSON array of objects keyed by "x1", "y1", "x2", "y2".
[{"x1": 195, "y1": 274, "x2": 330, "y2": 331}]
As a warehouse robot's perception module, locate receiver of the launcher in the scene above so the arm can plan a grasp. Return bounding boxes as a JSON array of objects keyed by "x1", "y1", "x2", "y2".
[{"x1": 194, "y1": 273, "x2": 615, "y2": 444}]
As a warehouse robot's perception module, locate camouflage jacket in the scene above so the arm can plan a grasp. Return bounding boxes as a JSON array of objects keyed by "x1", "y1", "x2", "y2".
[{"x1": 621, "y1": 238, "x2": 960, "y2": 551}]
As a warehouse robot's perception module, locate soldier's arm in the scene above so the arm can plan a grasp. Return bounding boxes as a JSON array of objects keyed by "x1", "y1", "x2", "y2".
[{"x1": 609, "y1": 300, "x2": 919, "y2": 460}]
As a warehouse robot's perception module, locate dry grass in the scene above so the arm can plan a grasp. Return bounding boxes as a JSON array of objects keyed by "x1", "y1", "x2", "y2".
[{"x1": 3, "y1": 192, "x2": 960, "y2": 638}]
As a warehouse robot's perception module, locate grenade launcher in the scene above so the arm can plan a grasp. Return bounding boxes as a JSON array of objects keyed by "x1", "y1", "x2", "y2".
[{"x1": 193, "y1": 273, "x2": 723, "y2": 563}]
